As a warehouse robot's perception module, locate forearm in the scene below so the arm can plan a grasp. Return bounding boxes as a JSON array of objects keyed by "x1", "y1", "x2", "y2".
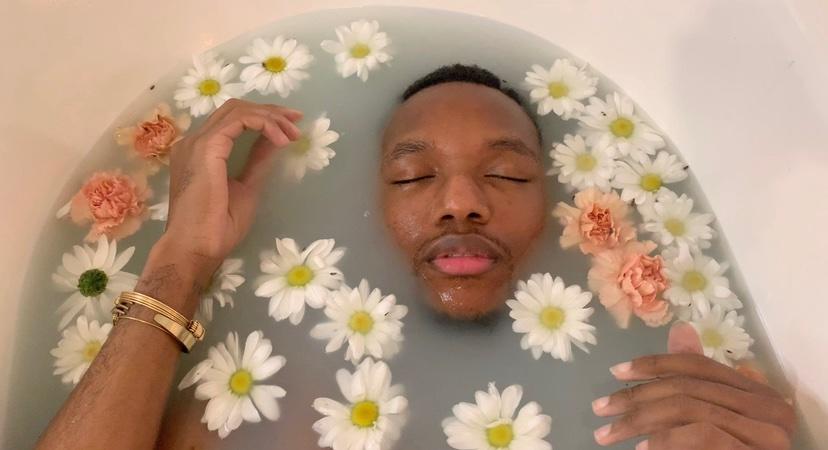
[{"x1": 37, "y1": 239, "x2": 214, "y2": 450}]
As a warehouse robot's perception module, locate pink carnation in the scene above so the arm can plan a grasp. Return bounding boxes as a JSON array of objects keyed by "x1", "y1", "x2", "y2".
[
  {"x1": 588, "y1": 240, "x2": 672, "y2": 328},
  {"x1": 552, "y1": 187, "x2": 636, "y2": 255},
  {"x1": 69, "y1": 170, "x2": 151, "y2": 242},
  {"x1": 115, "y1": 103, "x2": 191, "y2": 172}
]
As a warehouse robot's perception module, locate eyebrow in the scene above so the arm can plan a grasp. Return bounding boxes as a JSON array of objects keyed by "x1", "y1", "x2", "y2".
[
  {"x1": 385, "y1": 139, "x2": 434, "y2": 162},
  {"x1": 384, "y1": 137, "x2": 540, "y2": 162},
  {"x1": 486, "y1": 137, "x2": 540, "y2": 161}
]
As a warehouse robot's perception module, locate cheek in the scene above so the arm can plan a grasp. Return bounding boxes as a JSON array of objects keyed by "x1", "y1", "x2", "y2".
[
  {"x1": 381, "y1": 192, "x2": 431, "y2": 255},
  {"x1": 494, "y1": 188, "x2": 548, "y2": 255}
]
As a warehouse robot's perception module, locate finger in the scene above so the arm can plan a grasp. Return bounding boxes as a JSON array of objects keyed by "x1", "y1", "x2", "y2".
[
  {"x1": 200, "y1": 110, "x2": 291, "y2": 162},
  {"x1": 273, "y1": 114, "x2": 302, "y2": 141},
  {"x1": 236, "y1": 135, "x2": 281, "y2": 194},
  {"x1": 203, "y1": 98, "x2": 302, "y2": 128},
  {"x1": 667, "y1": 321, "x2": 703, "y2": 355},
  {"x1": 593, "y1": 376, "x2": 796, "y2": 434},
  {"x1": 593, "y1": 394, "x2": 791, "y2": 450},
  {"x1": 610, "y1": 354, "x2": 780, "y2": 398},
  {"x1": 645, "y1": 423, "x2": 750, "y2": 450}
]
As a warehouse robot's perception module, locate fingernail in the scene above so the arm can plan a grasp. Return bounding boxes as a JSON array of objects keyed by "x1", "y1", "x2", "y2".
[
  {"x1": 591, "y1": 396, "x2": 610, "y2": 412},
  {"x1": 593, "y1": 424, "x2": 612, "y2": 443},
  {"x1": 610, "y1": 361, "x2": 632, "y2": 377},
  {"x1": 636, "y1": 440, "x2": 649, "y2": 450}
]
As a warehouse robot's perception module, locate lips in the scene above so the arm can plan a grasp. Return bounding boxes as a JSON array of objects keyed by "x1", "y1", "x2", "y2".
[{"x1": 421, "y1": 234, "x2": 505, "y2": 276}]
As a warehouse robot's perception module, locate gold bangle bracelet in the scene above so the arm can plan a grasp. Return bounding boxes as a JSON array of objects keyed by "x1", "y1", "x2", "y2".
[
  {"x1": 113, "y1": 291, "x2": 205, "y2": 352},
  {"x1": 118, "y1": 315, "x2": 169, "y2": 336}
]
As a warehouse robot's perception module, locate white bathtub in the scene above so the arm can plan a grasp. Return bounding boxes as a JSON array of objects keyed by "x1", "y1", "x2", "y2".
[{"x1": 2, "y1": 0, "x2": 827, "y2": 446}]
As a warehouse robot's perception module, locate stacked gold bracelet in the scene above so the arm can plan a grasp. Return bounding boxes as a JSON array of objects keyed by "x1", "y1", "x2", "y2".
[{"x1": 112, "y1": 291, "x2": 205, "y2": 352}]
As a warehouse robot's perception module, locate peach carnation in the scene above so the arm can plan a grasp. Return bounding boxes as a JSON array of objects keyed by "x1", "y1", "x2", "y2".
[
  {"x1": 115, "y1": 102, "x2": 191, "y2": 172},
  {"x1": 552, "y1": 187, "x2": 636, "y2": 255},
  {"x1": 69, "y1": 170, "x2": 151, "y2": 242},
  {"x1": 588, "y1": 240, "x2": 672, "y2": 328}
]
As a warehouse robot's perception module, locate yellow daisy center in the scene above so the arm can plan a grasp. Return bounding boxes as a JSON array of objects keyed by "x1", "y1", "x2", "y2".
[
  {"x1": 701, "y1": 329, "x2": 724, "y2": 348},
  {"x1": 610, "y1": 117, "x2": 635, "y2": 138},
  {"x1": 263, "y1": 56, "x2": 287, "y2": 73},
  {"x1": 198, "y1": 79, "x2": 221, "y2": 96},
  {"x1": 547, "y1": 81, "x2": 569, "y2": 99},
  {"x1": 486, "y1": 423, "x2": 515, "y2": 448},
  {"x1": 350, "y1": 400, "x2": 379, "y2": 428},
  {"x1": 229, "y1": 369, "x2": 254, "y2": 396},
  {"x1": 350, "y1": 43, "x2": 372, "y2": 59},
  {"x1": 664, "y1": 218, "x2": 686, "y2": 237},
  {"x1": 681, "y1": 270, "x2": 708, "y2": 292},
  {"x1": 639, "y1": 173, "x2": 663, "y2": 192},
  {"x1": 291, "y1": 136, "x2": 312, "y2": 154},
  {"x1": 540, "y1": 306, "x2": 566, "y2": 331},
  {"x1": 81, "y1": 340, "x2": 102, "y2": 363},
  {"x1": 348, "y1": 311, "x2": 375, "y2": 335},
  {"x1": 575, "y1": 153, "x2": 597, "y2": 172},
  {"x1": 286, "y1": 265, "x2": 314, "y2": 287}
]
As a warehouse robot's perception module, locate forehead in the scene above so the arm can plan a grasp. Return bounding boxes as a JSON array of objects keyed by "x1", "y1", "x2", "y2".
[{"x1": 381, "y1": 82, "x2": 540, "y2": 155}]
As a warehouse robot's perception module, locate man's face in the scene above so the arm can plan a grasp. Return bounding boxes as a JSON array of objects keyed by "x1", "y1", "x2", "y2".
[{"x1": 380, "y1": 82, "x2": 547, "y2": 319}]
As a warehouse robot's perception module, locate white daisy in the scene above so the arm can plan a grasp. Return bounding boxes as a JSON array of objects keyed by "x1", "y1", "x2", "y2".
[
  {"x1": 442, "y1": 383, "x2": 552, "y2": 450},
  {"x1": 310, "y1": 279, "x2": 408, "y2": 364},
  {"x1": 689, "y1": 306, "x2": 753, "y2": 367},
  {"x1": 507, "y1": 273, "x2": 596, "y2": 362},
  {"x1": 612, "y1": 150, "x2": 688, "y2": 205},
  {"x1": 639, "y1": 191, "x2": 715, "y2": 252},
  {"x1": 178, "y1": 331, "x2": 287, "y2": 439},
  {"x1": 548, "y1": 133, "x2": 616, "y2": 192},
  {"x1": 174, "y1": 52, "x2": 245, "y2": 118},
  {"x1": 52, "y1": 236, "x2": 138, "y2": 330},
  {"x1": 149, "y1": 178, "x2": 170, "y2": 221},
  {"x1": 255, "y1": 238, "x2": 346, "y2": 325},
  {"x1": 579, "y1": 92, "x2": 665, "y2": 160},
  {"x1": 239, "y1": 36, "x2": 314, "y2": 97},
  {"x1": 195, "y1": 258, "x2": 245, "y2": 323},
  {"x1": 524, "y1": 59, "x2": 598, "y2": 120},
  {"x1": 320, "y1": 20, "x2": 392, "y2": 82},
  {"x1": 278, "y1": 115, "x2": 340, "y2": 182},
  {"x1": 312, "y1": 358, "x2": 408, "y2": 450},
  {"x1": 662, "y1": 247, "x2": 742, "y2": 319},
  {"x1": 50, "y1": 316, "x2": 112, "y2": 385}
]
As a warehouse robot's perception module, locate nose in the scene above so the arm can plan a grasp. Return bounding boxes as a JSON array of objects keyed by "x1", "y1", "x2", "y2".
[{"x1": 434, "y1": 175, "x2": 492, "y2": 227}]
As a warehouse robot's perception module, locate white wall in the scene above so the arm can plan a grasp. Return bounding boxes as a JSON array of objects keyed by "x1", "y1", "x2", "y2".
[{"x1": 2, "y1": 0, "x2": 827, "y2": 444}]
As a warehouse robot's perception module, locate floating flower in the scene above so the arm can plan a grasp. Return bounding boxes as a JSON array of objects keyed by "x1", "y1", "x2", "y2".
[
  {"x1": 507, "y1": 273, "x2": 596, "y2": 362},
  {"x1": 255, "y1": 238, "x2": 346, "y2": 325},
  {"x1": 612, "y1": 151, "x2": 688, "y2": 205},
  {"x1": 114, "y1": 102, "x2": 191, "y2": 172},
  {"x1": 52, "y1": 236, "x2": 138, "y2": 329},
  {"x1": 312, "y1": 358, "x2": 408, "y2": 450},
  {"x1": 548, "y1": 134, "x2": 616, "y2": 191},
  {"x1": 174, "y1": 52, "x2": 245, "y2": 117},
  {"x1": 50, "y1": 316, "x2": 112, "y2": 385},
  {"x1": 551, "y1": 187, "x2": 636, "y2": 256},
  {"x1": 195, "y1": 258, "x2": 245, "y2": 323},
  {"x1": 639, "y1": 191, "x2": 715, "y2": 252},
  {"x1": 310, "y1": 279, "x2": 408, "y2": 364},
  {"x1": 320, "y1": 19, "x2": 392, "y2": 82},
  {"x1": 239, "y1": 36, "x2": 314, "y2": 97},
  {"x1": 662, "y1": 247, "x2": 742, "y2": 319},
  {"x1": 178, "y1": 331, "x2": 287, "y2": 439},
  {"x1": 579, "y1": 92, "x2": 665, "y2": 160},
  {"x1": 442, "y1": 383, "x2": 552, "y2": 450},
  {"x1": 587, "y1": 240, "x2": 672, "y2": 329},
  {"x1": 278, "y1": 115, "x2": 340, "y2": 181},
  {"x1": 524, "y1": 59, "x2": 598, "y2": 119},
  {"x1": 60, "y1": 170, "x2": 151, "y2": 242},
  {"x1": 689, "y1": 305, "x2": 753, "y2": 367}
]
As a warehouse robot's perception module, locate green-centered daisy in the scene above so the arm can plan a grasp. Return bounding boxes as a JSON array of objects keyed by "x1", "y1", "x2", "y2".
[
  {"x1": 320, "y1": 19, "x2": 392, "y2": 82},
  {"x1": 549, "y1": 133, "x2": 616, "y2": 192},
  {"x1": 443, "y1": 383, "x2": 552, "y2": 450},
  {"x1": 662, "y1": 247, "x2": 742, "y2": 320},
  {"x1": 312, "y1": 358, "x2": 408, "y2": 450},
  {"x1": 278, "y1": 115, "x2": 340, "y2": 182},
  {"x1": 612, "y1": 150, "x2": 688, "y2": 205},
  {"x1": 524, "y1": 59, "x2": 598, "y2": 120},
  {"x1": 507, "y1": 273, "x2": 596, "y2": 362},
  {"x1": 639, "y1": 191, "x2": 715, "y2": 252},
  {"x1": 174, "y1": 52, "x2": 245, "y2": 117},
  {"x1": 51, "y1": 316, "x2": 112, "y2": 385},
  {"x1": 52, "y1": 236, "x2": 137, "y2": 329},
  {"x1": 255, "y1": 237, "x2": 346, "y2": 325},
  {"x1": 239, "y1": 36, "x2": 314, "y2": 97},
  {"x1": 310, "y1": 279, "x2": 408, "y2": 364},
  {"x1": 689, "y1": 305, "x2": 753, "y2": 367},
  {"x1": 579, "y1": 92, "x2": 665, "y2": 160},
  {"x1": 178, "y1": 331, "x2": 287, "y2": 439},
  {"x1": 195, "y1": 258, "x2": 245, "y2": 323}
]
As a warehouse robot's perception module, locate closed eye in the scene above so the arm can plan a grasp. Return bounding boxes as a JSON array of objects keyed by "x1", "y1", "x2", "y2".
[
  {"x1": 485, "y1": 174, "x2": 529, "y2": 183},
  {"x1": 391, "y1": 175, "x2": 435, "y2": 185}
]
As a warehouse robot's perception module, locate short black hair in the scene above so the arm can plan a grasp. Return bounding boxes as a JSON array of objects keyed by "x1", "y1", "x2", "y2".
[{"x1": 401, "y1": 64, "x2": 541, "y2": 142}]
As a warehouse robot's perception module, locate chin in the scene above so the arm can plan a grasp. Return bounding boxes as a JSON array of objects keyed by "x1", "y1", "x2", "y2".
[{"x1": 423, "y1": 279, "x2": 511, "y2": 320}]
